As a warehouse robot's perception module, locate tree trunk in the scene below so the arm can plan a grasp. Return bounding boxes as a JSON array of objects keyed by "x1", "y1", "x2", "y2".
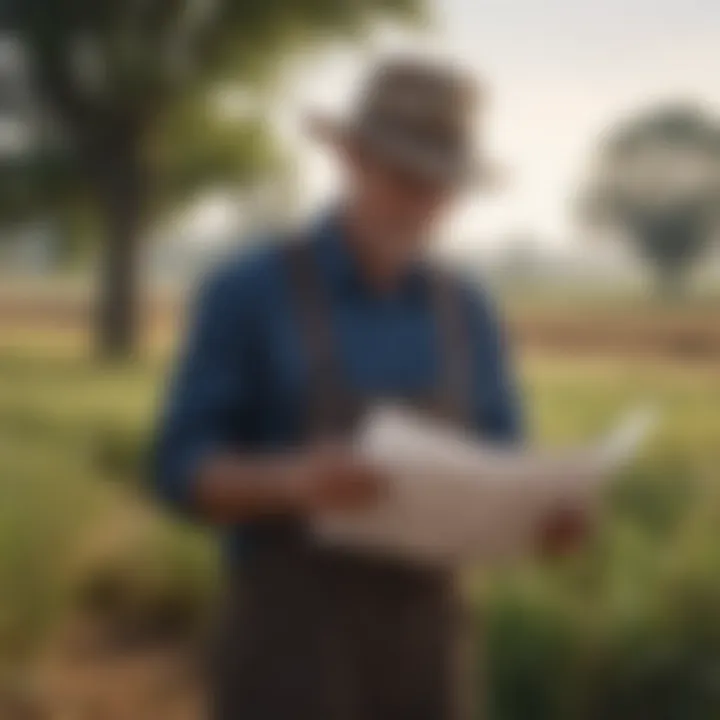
[
  {"x1": 94, "y1": 157, "x2": 145, "y2": 361},
  {"x1": 29, "y1": 51, "x2": 149, "y2": 359}
]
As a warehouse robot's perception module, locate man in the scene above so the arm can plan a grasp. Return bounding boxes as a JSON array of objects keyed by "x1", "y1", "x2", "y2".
[{"x1": 154, "y1": 57, "x2": 523, "y2": 720}]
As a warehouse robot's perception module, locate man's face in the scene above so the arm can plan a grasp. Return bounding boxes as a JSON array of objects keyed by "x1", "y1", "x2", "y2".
[{"x1": 343, "y1": 142, "x2": 457, "y2": 268}]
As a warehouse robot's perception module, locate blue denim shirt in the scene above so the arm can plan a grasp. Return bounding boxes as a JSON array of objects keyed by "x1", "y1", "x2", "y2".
[{"x1": 152, "y1": 215, "x2": 523, "y2": 557}]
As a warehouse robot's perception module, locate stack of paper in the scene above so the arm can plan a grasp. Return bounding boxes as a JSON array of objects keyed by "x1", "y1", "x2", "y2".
[{"x1": 312, "y1": 405, "x2": 656, "y2": 566}]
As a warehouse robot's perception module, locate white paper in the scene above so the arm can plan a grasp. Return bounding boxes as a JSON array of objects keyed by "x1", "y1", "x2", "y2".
[{"x1": 312, "y1": 405, "x2": 657, "y2": 566}]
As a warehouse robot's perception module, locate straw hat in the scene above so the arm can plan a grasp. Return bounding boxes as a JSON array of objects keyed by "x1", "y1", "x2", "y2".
[{"x1": 308, "y1": 56, "x2": 498, "y2": 187}]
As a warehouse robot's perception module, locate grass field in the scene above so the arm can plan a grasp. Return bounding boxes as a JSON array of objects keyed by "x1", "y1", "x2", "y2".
[{"x1": 0, "y1": 312, "x2": 719, "y2": 717}]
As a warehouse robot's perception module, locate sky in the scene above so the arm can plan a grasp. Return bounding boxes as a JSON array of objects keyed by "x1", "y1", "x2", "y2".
[{"x1": 277, "y1": 0, "x2": 720, "y2": 251}]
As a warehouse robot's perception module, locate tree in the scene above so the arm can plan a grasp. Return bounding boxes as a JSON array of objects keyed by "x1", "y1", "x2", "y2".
[
  {"x1": 0, "y1": 39, "x2": 62, "y2": 228},
  {"x1": 0, "y1": 0, "x2": 420, "y2": 358},
  {"x1": 581, "y1": 104, "x2": 720, "y2": 295}
]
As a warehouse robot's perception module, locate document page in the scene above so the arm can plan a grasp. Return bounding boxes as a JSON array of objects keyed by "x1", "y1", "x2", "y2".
[{"x1": 311, "y1": 405, "x2": 657, "y2": 566}]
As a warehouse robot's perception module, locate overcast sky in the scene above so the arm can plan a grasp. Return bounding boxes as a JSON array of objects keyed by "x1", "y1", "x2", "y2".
[{"x1": 281, "y1": 0, "x2": 720, "y2": 250}]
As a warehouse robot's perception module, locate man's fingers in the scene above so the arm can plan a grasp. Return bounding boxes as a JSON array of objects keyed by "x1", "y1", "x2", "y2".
[{"x1": 539, "y1": 506, "x2": 592, "y2": 557}]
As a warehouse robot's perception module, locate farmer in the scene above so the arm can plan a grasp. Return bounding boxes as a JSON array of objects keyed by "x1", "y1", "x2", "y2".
[{"x1": 153, "y1": 57, "x2": 525, "y2": 720}]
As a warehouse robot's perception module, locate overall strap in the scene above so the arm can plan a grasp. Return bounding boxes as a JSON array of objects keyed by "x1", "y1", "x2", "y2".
[
  {"x1": 430, "y1": 268, "x2": 473, "y2": 427},
  {"x1": 284, "y1": 237, "x2": 355, "y2": 437},
  {"x1": 284, "y1": 236, "x2": 474, "y2": 436}
]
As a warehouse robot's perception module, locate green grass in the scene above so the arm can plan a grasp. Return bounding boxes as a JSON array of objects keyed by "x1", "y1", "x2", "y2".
[
  {"x1": 0, "y1": 341, "x2": 218, "y2": 662},
  {"x1": 486, "y1": 358, "x2": 720, "y2": 720},
  {"x1": 0, "y1": 335, "x2": 719, "y2": 717}
]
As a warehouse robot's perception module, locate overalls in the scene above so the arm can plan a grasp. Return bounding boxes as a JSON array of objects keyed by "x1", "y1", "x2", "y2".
[{"x1": 212, "y1": 239, "x2": 479, "y2": 720}]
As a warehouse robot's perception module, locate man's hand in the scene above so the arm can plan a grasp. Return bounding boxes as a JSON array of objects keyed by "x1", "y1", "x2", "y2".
[
  {"x1": 196, "y1": 445, "x2": 386, "y2": 524},
  {"x1": 538, "y1": 504, "x2": 594, "y2": 557},
  {"x1": 283, "y1": 444, "x2": 386, "y2": 515}
]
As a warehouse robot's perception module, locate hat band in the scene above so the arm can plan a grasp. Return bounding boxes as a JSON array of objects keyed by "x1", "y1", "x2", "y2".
[{"x1": 354, "y1": 111, "x2": 467, "y2": 158}]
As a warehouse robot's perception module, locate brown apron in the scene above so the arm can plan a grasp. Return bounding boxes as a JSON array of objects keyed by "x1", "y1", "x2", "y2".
[{"x1": 212, "y1": 240, "x2": 478, "y2": 720}]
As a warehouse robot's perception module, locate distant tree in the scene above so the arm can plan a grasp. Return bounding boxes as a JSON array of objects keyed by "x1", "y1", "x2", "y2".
[
  {"x1": 0, "y1": 0, "x2": 420, "y2": 358},
  {"x1": 581, "y1": 104, "x2": 720, "y2": 295}
]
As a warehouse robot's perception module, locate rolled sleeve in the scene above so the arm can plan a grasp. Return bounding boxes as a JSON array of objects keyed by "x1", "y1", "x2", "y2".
[
  {"x1": 462, "y1": 283, "x2": 524, "y2": 444},
  {"x1": 151, "y1": 262, "x2": 256, "y2": 514}
]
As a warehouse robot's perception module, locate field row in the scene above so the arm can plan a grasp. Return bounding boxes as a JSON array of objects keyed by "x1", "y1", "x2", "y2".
[{"x1": 2, "y1": 291, "x2": 720, "y2": 359}]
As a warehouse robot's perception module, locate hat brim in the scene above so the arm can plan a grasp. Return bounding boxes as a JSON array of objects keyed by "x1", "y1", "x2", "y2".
[{"x1": 306, "y1": 112, "x2": 505, "y2": 190}]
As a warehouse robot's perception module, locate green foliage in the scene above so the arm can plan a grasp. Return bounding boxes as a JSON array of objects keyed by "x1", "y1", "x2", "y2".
[
  {"x1": 0, "y1": 0, "x2": 423, "y2": 222},
  {"x1": 1, "y1": 0, "x2": 424, "y2": 355},
  {"x1": 148, "y1": 95, "x2": 281, "y2": 215},
  {"x1": 483, "y1": 357, "x2": 720, "y2": 719}
]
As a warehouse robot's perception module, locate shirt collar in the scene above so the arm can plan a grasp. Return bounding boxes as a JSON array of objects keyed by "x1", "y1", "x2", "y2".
[{"x1": 311, "y1": 210, "x2": 429, "y2": 301}]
